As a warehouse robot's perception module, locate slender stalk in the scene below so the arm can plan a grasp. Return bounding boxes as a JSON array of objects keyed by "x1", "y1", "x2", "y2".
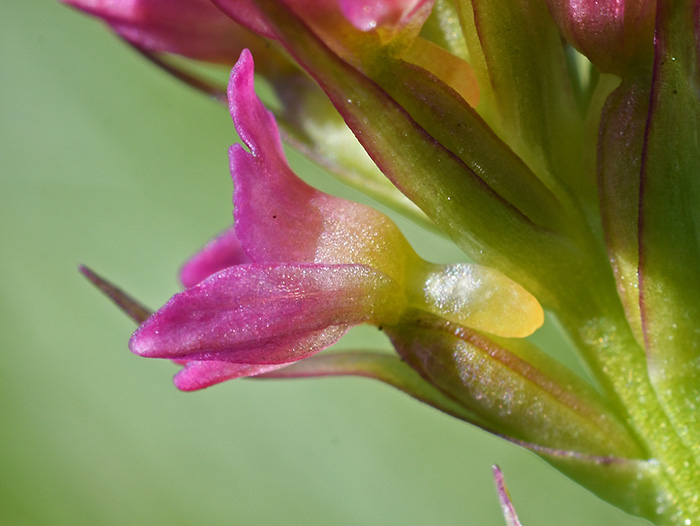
[{"x1": 557, "y1": 289, "x2": 700, "y2": 524}]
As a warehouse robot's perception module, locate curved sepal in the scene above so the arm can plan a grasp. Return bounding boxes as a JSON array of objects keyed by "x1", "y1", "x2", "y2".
[
  {"x1": 173, "y1": 360, "x2": 289, "y2": 391},
  {"x1": 179, "y1": 227, "x2": 250, "y2": 288},
  {"x1": 79, "y1": 265, "x2": 152, "y2": 324}
]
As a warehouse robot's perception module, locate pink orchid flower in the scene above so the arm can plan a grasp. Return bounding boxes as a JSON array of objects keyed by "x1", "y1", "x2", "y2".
[
  {"x1": 129, "y1": 50, "x2": 542, "y2": 391},
  {"x1": 65, "y1": 0, "x2": 700, "y2": 521}
]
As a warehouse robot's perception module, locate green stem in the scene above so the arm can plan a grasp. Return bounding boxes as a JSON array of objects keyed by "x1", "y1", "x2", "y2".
[{"x1": 557, "y1": 286, "x2": 700, "y2": 524}]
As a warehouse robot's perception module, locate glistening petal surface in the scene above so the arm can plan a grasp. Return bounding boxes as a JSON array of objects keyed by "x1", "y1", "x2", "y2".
[{"x1": 130, "y1": 263, "x2": 402, "y2": 364}]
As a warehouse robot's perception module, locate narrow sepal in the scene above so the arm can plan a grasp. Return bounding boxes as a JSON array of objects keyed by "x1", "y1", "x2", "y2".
[
  {"x1": 79, "y1": 265, "x2": 152, "y2": 324},
  {"x1": 130, "y1": 46, "x2": 228, "y2": 104},
  {"x1": 492, "y1": 466, "x2": 522, "y2": 526}
]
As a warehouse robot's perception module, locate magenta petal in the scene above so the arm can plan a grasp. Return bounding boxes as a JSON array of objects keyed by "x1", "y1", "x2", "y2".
[
  {"x1": 228, "y1": 50, "x2": 290, "y2": 181},
  {"x1": 227, "y1": 50, "x2": 415, "y2": 273},
  {"x1": 339, "y1": 0, "x2": 434, "y2": 32},
  {"x1": 228, "y1": 51, "x2": 323, "y2": 264},
  {"x1": 179, "y1": 227, "x2": 250, "y2": 288},
  {"x1": 130, "y1": 263, "x2": 398, "y2": 364},
  {"x1": 229, "y1": 144, "x2": 321, "y2": 262},
  {"x1": 62, "y1": 0, "x2": 254, "y2": 63},
  {"x1": 173, "y1": 360, "x2": 290, "y2": 391}
]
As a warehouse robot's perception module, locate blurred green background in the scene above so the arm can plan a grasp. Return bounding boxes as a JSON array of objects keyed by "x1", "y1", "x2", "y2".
[{"x1": 1, "y1": 2, "x2": 648, "y2": 525}]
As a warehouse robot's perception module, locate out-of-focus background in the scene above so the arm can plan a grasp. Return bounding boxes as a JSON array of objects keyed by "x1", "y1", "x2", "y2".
[{"x1": 1, "y1": 2, "x2": 648, "y2": 525}]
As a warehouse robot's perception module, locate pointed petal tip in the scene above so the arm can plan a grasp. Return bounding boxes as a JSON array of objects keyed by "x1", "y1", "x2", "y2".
[
  {"x1": 228, "y1": 48, "x2": 255, "y2": 109},
  {"x1": 128, "y1": 328, "x2": 155, "y2": 358},
  {"x1": 492, "y1": 464, "x2": 505, "y2": 485},
  {"x1": 78, "y1": 263, "x2": 93, "y2": 279},
  {"x1": 492, "y1": 465, "x2": 522, "y2": 526},
  {"x1": 79, "y1": 264, "x2": 152, "y2": 324},
  {"x1": 78, "y1": 263, "x2": 102, "y2": 283},
  {"x1": 227, "y1": 48, "x2": 282, "y2": 162}
]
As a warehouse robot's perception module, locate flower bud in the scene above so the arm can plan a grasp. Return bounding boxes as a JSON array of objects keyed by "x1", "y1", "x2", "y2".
[
  {"x1": 339, "y1": 0, "x2": 434, "y2": 34},
  {"x1": 545, "y1": 0, "x2": 656, "y2": 74}
]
